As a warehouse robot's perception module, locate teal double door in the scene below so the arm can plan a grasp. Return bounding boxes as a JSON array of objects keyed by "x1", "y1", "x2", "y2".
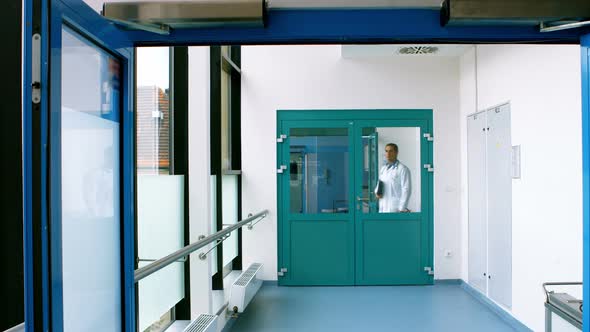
[{"x1": 277, "y1": 110, "x2": 433, "y2": 286}]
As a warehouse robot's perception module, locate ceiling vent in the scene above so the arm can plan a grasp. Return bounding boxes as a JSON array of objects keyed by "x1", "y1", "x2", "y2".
[{"x1": 397, "y1": 46, "x2": 439, "y2": 55}]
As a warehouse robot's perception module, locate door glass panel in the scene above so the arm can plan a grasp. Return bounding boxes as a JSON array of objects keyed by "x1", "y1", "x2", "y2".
[
  {"x1": 361, "y1": 127, "x2": 421, "y2": 213},
  {"x1": 289, "y1": 128, "x2": 349, "y2": 214},
  {"x1": 61, "y1": 26, "x2": 121, "y2": 331}
]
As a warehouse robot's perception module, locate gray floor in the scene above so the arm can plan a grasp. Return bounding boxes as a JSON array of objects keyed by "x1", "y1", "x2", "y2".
[{"x1": 228, "y1": 283, "x2": 516, "y2": 332}]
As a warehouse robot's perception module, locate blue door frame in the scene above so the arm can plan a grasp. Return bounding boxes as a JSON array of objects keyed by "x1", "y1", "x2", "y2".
[
  {"x1": 23, "y1": 0, "x2": 135, "y2": 331},
  {"x1": 22, "y1": 1, "x2": 590, "y2": 331},
  {"x1": 581, "y1": 33, "x2": 590, "y2": 332}
]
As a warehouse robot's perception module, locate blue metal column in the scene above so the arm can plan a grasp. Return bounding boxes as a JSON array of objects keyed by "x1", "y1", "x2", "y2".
[
  {"x1": 581, "y1": 33, "x2": 590, "y2": 332},
  {"x1": 22, "y1": 0, "x2": 34, "y2": 330},
  {"x1": 23, "y1": 0, "x2": 51, "y2": 330}
]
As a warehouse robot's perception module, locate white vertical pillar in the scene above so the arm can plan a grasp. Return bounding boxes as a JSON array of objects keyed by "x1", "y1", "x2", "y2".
[{"x1": 188, "y1": 46, "x2": 214, "y2": 317}]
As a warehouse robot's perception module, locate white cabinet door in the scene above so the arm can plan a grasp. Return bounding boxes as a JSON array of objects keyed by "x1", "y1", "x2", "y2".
[
  {"x1": 467, "y1": 112, "x2": 488, "y2": 293},
  {"x1": 486, "y1": 104, "x2": 513, "y2": 308}
]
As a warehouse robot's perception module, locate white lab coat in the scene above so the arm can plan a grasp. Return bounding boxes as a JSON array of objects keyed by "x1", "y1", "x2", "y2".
[{"x1": 375, "y1": 161, "x2": 411, "y2": 213}]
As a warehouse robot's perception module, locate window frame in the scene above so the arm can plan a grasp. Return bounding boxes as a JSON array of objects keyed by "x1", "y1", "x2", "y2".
[
  {"x1": 133, "y1": 46, "x2": 191, "y2": 331},
  {"x1": 210, "y1": 45, "x2": 242, "y2": 290}
]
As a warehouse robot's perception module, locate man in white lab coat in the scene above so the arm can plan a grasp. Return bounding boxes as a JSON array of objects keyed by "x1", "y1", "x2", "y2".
[{"x1": 375, "y1": 143, "x2": 411, "y2": 213}]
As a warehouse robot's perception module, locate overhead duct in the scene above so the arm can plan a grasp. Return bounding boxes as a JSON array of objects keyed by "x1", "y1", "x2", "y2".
[
  {"x1": 441, "y1": 0, "x2": 590, "y2": 28},
  {"x1": 102, "y1": 0, "x2": 266, "y2": 35}
]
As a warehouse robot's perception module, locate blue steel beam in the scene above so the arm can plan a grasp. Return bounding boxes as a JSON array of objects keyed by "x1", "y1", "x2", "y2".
[
  {"x1": 55, "y1": 2, "x2": 590, "y2": 46},
  {"x1": 120, "y1": 9, "x2": 590, "y2": 46}
]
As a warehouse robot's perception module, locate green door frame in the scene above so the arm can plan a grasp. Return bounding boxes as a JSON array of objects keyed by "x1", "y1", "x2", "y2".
[
  {"x1": 277, "y1": 110, "x2": 434, "y2": 286},
  {"x1": 277, "y1": 119, "x2": 355, "y2": 285},
  {"x1": 353, "y1": 118, "x2": 432, "y2": 285}
]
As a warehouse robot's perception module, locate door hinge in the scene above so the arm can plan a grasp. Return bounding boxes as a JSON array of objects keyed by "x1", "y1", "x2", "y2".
[
  {"x1": 424, "y1": 267, "x2": 434, "y2": 275},
  {"x1": 277, "y1": 165, "x2": 287, "y2": 173},
  {"x1": 423, "y1": 164, "x2": 434, "y2": 172},
  {"x1": 32, "y1": 33, "x2": 41, "y2": 104},
  {"x1": 278, "y1": 267, "x2": 287, "y2": 277},
  {"x1": 423, "y1": 133, "x2": 434, "y2": 141},
  {"x1": 276, "y1": 134, "x2": 287, "y2": 143}
]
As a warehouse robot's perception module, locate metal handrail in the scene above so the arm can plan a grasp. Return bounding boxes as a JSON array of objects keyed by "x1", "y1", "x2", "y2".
[
  {"x1": 542, "y1": 282, "x2": 583, "y2": 303},
  {"x1": 134, "y1": 210, "x2": 269, "y2": 282}
]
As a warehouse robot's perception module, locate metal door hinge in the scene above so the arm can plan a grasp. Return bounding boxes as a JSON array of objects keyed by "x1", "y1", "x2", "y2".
[
  {"x1": 424, "y1": 267, "x2": 434, "y2": 275},
  {"x1": 423, "y1": 133, "x2": 434, "y2": 141},
  {"x1": 278, "y1": 267, "x2": 287, "y2": 277},
  {"x1": 277, "y1": 165, "x2": 287, "y2": 173},
  {"x1": 32, "y1": 33, "x2": 41, "y2": 104},
  {"x1": 276, "y1": 134, "x2": 287, "y2": 143},
  {"x1": 423, "y1": 164, "x2": 434, "y2": 172}
]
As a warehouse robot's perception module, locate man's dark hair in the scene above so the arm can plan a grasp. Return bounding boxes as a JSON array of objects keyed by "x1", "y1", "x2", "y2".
[{"x1": 385, "y1": 143, "x2": 398, "y2": 153}]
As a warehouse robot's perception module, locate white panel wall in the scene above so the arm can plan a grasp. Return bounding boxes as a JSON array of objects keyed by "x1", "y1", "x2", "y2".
[
  {"x1": 459, "y1": 45, "x2": 582, "y2": 331},
  {"x1": 241, "y1": 45, "x2": 462, "y2": 280},
  {"x1": 467, "y1": 112, "x2": 487, "y2": 293}
]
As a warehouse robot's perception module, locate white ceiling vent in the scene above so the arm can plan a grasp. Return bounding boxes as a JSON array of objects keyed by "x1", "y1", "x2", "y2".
[
  {"x1": 397, "y1": 46, "x2": 439, "y2": 55},
  {"x1": 341, "y1": 44, "x2": 472, "y2": 58}
]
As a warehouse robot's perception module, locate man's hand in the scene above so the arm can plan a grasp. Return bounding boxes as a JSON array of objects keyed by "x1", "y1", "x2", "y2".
[{"x1": 375, "y1": 194, "x2": 382, "y2": 199}]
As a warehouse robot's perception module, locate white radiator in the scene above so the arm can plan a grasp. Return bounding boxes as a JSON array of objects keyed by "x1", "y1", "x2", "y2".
[
  {"x1": 182, "y1": 314, "x2": 217, "y2": 332},
  {"x1": 228, "y1": 263, "x2": 264, "y2": 313}
]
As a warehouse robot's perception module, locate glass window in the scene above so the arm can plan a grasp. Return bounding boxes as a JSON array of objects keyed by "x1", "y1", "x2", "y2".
[
  {"x1": 221, "y1": 46, "x2": 231, "y2": 170},
  {"x1": 362, "y1": 127, "x2": 421, "y2": 213},
  {"x1": 289, "y1": 128, "x2": 349, "y2": 214},
  {"x1": 213, "y1": 46, "x2": 242, "y2": 282},
  {"x1": 211, "y1": 175, "x2": 218, "y2": 277},
  {"x1": 136, "y1": 47, "x2": 170, "y2": 175},
  {"x1": 136, "y1": 47, "x2": 184, "y2": 332},
  {"x1": 60, "y1": 26, "x2": 122, "y2": 332}
]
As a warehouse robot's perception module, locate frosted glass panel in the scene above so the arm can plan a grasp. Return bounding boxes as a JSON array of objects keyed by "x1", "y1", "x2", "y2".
[
  {"x1": 211, "y1": 175, "x2": 218, "y2": 276},
  {"x1": 486, "y1": 105, "x2": 512, "y2": 308},
  {"x1": 137, "y1": 175, "x2": 185, "y2": 331},
  {"x1": 467, "y1": 113, "x2": 488, "y2": 293},
  {"x1": 61, "y1": 27, "x2": 121, "y2": 332},
  {"x1": 222, "y1": 175, "x2": 239, "y2": 266}
]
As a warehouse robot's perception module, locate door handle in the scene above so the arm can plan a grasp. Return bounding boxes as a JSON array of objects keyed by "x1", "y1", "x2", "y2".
[{"x1": 356, "y1": 196, "x2": 370, "y2": 202}]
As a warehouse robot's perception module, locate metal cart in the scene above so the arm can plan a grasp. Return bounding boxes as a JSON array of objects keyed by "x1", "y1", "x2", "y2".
[{"x1": 543, "y1": 282, "x2": 583, "y2": 332}]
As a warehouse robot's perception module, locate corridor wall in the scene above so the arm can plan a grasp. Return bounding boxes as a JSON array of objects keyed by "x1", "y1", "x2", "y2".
[
  {"x1": 459, "y1": 45, "x2": 582, "y2": 331},
  {"x1": 241, "y1": 45, "x2": 462, "y2": 280}
]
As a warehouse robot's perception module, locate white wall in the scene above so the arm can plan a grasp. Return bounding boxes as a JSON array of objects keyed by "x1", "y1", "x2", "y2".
[
  {"x1": 241, "y1": 45, "x2": 462, "y2": 280},
  {"x1": 459, "y1": 45, "x2": 583, "y2": 331}
]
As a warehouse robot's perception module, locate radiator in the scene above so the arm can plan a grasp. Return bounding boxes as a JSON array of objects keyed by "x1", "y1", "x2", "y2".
[
  {"x1": 228, "y1": 263, "x2": 264, "y2": 313},
  {"x1": 183, "y1": 314, "x2": 218, "y2": 332}
]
